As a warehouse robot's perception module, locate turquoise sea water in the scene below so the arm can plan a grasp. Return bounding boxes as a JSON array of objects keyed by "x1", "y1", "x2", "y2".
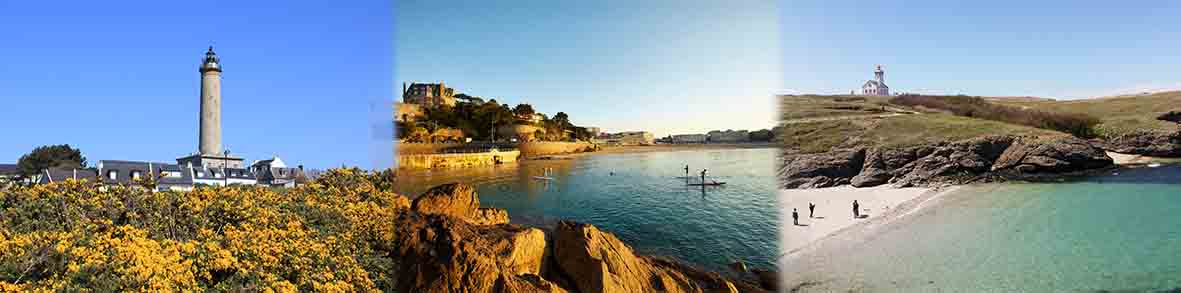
[
  {"x1": 395, "y1": 148, "x2": 779, "y2": 272},
  {"x1": 784, "y1": 165, "x2": 1181, "y2": 292}
]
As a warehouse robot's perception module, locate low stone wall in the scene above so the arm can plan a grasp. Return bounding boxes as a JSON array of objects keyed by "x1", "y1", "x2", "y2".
[
  {"x1": 397, "y1": 143, "x2": 461, "y2": 155},
  {"x1": 517, "y1": 142, "x2": 596, "y2": 158},
  {"x1": 398, "y1": 150, "x2": 520, "y2": 170}
]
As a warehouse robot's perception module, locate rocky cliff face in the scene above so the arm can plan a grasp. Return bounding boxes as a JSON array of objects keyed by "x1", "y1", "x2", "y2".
[
  {"x1": 782, "y1": 135, "x2": 1114, "y2": 189},
  {"x1": 393, "y1": 183, "x2": 772, "y2": 292},
  {"x1": 1102, "y1": 130, "x2": 1181, "y2": 157}
]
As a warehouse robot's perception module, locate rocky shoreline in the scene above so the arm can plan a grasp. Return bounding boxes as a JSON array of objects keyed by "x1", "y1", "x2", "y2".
[
  {"x1": 1100, "y1": 130, "x2": 1181, "y2": 157},
  {"x1": 390, "y1": 183, "x2": 776, "y2": 292},
  {"x1": 780, "y1": 135, "x2": 1120, "y2": 189}
]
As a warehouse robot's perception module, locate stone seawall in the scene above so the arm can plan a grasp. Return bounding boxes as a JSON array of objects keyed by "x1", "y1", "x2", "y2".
[
  {"x1": 398, "y1": 150, "x2": 520, "y2": 170},
  {"x1": 518, "y1": 142, "x2": 597, "y2": 158}
]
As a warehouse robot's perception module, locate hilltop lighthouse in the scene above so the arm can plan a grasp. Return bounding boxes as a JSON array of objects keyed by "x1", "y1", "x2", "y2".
[{"x1": 861, "y1": 65, "x2": 890, "y2": 96}]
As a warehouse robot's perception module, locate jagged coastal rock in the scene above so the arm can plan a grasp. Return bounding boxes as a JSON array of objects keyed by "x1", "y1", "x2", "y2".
[
  {"x1": 394, "y1": 183, "x2": 772, "y2": 292},
  {"x1": 782, "y1": 135, "x2": 1115, "y2": 188},
  {"x1": 412, "y1": 183, "x2": 511, "y2": 225},
  {"x1": 1102, "y1": 130, "x2": 1181, "y2": 157}
]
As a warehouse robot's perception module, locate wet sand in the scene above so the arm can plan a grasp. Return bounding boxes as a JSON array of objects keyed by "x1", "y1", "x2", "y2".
[{"x1": 779, "y1": 185, "x2": 961, "y2": 263}]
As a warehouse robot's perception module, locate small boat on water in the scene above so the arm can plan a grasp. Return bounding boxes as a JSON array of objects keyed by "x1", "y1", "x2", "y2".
[{"x1": 1148, "y1": 163, "x2": 1162, "y2": 168}]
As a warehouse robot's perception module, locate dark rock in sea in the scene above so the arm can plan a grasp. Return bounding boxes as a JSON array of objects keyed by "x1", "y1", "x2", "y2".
[
  {"x1": 1102, "y1": 130, "x2": 1181, "y2": 157},
  {"x1": 751, "y1": 268, "x2": 780, "y2": 292},
  {"x1": 729, "y1": 260, "x2": 748, "y2": 273}
]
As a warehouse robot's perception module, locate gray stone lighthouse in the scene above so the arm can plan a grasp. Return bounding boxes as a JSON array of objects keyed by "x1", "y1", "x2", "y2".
[
  {"x1": 199, "y1": 46, "x2": 222, "y2": 155},
  {"x1": 178, "y1": 46, "x2": 243, "y2": 168}
]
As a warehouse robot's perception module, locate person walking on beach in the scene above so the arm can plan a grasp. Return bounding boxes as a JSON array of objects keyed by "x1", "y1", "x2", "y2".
[
  {"x1": 792, "y1": 208, "x2": 799, "y2": 226},
  {"x1": 852, "y1": 200, "x2": 860, "y2": 219},
  {"x1": 809, "y1": 203, "x2": 815, "y2": 218}
]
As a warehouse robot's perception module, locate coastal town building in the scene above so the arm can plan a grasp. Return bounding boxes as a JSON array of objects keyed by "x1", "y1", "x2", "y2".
[
  {"x1": 594, "y1": 131, "x2": 655, "y2": 145},
  {"x1": 586, "y1": 127, "x2": 601, "y2": 138},
  {"x1": 251, "y1": 156, "x2": 305, "y2": 187},
  {"x1": 402, "y1": 81, "x2": 457, "y2": 108},
  {"x1": 861, "y1": 65, "x2": 890, "y2": 96},
  {"x1": 95, "y1": 160, "x2": 193, "y2": 190},
  {"x1": 36, "y1": 167, "x2": 98, "y2": 184},
  {"x1": 671, "y1": 134, "x2": 708, "y2": 144},
  {"x1": 708, "y1": 130, "x2": 750, "y2": 143}
]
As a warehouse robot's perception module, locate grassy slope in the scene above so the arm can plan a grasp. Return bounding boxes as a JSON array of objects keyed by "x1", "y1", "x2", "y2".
[
  {"x1": 783, "y1": 113, "x2": 1064, "y2": 153},
  {"x1": 780, "y1": 95, "x2": 898, "y2": 120},
  {"x1": 991, "y1": 91, "x2": 1181, "y2": 136}
]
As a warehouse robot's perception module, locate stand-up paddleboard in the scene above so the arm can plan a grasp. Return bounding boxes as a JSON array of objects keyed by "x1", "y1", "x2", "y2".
[
  {"x1": 533, "y1": 168, "x2": 555, "y2": 180},
  {"x1": 688, "y1": 182, "x2": 726, "y2": 186}
]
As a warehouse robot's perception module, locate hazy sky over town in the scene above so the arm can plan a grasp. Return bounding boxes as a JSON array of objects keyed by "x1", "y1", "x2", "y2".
[
  {"x1": 397, "y1": 0, "x2": 781, "y2": 137},
  {"x1": 0, "y1": 0, "x2": 393, "y2": 168},
  {"x1": 781, "y1": 0, "x2": 1181, "y2": 99}
]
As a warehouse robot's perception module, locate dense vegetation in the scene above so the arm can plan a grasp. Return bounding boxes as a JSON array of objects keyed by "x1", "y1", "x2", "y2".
[
  {"x1": 1, "y1": 168, "x2": 408, "y2": 291},
  {"x1": 889, "y1": 94, "x2": 1101, "y2": 138},
  {"x1": 398, "y1": 98, "x2": 594, "y2": 143},
  {"x1": 16, "y1": 145, "x2": 86, "y2": 178}
]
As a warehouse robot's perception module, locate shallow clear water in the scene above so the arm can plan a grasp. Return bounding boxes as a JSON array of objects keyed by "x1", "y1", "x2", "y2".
[
  {"x1": 785, "y1": 165, "x2": 1181, "y2": 292},
  {"x1": 395, "y1": 148, "x2": 779, "y2": 271}
]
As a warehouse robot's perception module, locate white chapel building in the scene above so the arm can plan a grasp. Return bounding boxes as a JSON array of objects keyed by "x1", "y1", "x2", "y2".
[{"x1": 861, "y1": 65, "x2": 890, "y2": 96}]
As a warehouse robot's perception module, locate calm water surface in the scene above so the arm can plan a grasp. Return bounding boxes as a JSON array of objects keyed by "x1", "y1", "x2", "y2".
[
  {"x1": 395, "y1": 148, "x2": 780, "y2": 272},
  {"x1": 785, "y1": 165, "x2": 1181, "y2": 292}
]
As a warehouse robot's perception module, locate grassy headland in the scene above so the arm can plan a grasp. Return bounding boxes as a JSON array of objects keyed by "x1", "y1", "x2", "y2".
[
  {"x1": 989, "y1": 91, "x2": 1181, "y2": 136},
  {"x1": 780, "y1": 92, "x2": 1180, "y2": 154}
]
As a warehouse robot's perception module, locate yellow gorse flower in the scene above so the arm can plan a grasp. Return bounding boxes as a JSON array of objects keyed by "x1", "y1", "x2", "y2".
[{"x1": 0, "y1": 168, "x2": 405, "y2": 291}]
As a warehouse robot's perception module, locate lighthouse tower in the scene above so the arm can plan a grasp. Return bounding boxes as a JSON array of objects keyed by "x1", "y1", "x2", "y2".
[
  {"x1": 199, "y1": 46, "x2": 223, "y2": 155},
  {"x1": 179, "y1": 46, "x2": 244, "y2": 169}
]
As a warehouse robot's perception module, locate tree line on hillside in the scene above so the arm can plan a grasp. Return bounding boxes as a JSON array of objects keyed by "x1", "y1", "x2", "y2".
[
  {"x1": 396, "y1": 95, "x2": 594, "y2": 143},
  {"x1": 889, "y1": 94, "x2": 1101, "y2": 138}
]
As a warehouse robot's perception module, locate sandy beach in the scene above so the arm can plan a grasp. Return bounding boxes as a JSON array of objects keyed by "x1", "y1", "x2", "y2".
[
  {"x1": 1107, "y1": 151, "x2": 1181, "y2": 165},
  {"x1": 779, "y1": 185, "x2": 961, "y2": 262}
]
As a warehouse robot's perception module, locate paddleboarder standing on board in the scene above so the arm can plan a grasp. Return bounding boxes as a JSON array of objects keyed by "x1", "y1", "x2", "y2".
[{"x1": 700, "y1": 169, "x2": 708, "y2": 185}]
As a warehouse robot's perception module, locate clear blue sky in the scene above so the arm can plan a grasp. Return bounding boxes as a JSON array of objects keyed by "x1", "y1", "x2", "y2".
[
  {"x1": 396, "y1": 0, "x2": 781, "y2": 137},
  {"x1": 0, "y1": 0, "x2": 393, "y2": 169},
  {"x1": 782, "y1": 0, "x2": 1181, "y2": 99}
]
